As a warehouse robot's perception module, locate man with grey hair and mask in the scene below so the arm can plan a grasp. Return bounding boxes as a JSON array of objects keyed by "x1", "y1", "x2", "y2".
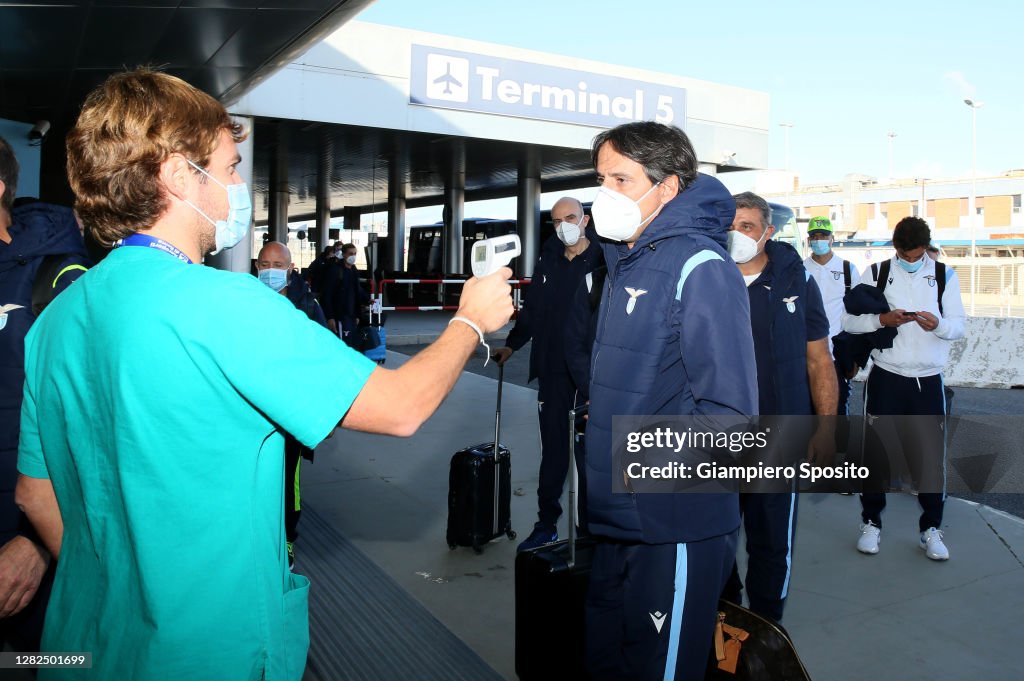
[
  {"x1": 493, "y1": 196, "x2": 602, "y2": 552},
  {"x1": 723, "y1": 191, "x2": 834, "y2": 624}
]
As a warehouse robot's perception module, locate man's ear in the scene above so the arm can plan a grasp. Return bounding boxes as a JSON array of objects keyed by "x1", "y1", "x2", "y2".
[
  {"x1": 160, "y1": 154, "x2": 192, "y2": 202},
  {"x1": 0, "y1": 179, "x2": 7, "y2": 207},
  {"x1": 658, "y1": 175, "x2": 680, "y2": 204}
]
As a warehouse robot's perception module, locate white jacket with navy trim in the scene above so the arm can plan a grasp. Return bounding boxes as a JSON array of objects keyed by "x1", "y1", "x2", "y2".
[{"x1": 841, "y1": 256, "x2": 966, "y2": 378}]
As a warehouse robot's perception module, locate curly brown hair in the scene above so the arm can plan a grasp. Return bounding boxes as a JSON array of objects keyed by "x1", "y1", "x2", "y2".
[{"x1": 66, "y1": 68, "x2": 246, "y2": 247}]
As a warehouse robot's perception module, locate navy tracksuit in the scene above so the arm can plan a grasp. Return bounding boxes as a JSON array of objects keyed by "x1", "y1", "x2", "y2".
[
  {"x1": 860, "y1": 365, "x2": 946, "y2": 531},
  {"x1": 722, "y1": 240, "x2": 829, "y2": 623},
  {"x1": 584, "y1": 174, "x2": 759, "y2": 679},
  {"x1": 586, "y1": 534, "x2": 737, "y2": 681},
  {"x1": 506, "y1": 234, "x2": 602, "y2": 531}
]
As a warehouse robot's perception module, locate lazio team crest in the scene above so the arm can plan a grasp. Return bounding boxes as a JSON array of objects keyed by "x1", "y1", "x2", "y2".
[
  {"x1": 0, "y1": 304, "x2": 26, "y2": 331},
  {"x1": 625, "y1": 287, "x2": 648, "y2": 315},
  {"x1": 783, "y1": 296, "x2": 799, "y2": 314}
]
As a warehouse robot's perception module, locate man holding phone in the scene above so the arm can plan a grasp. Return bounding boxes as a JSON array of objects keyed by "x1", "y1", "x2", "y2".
[{"x1": 841, "y1": 216, "x2": 965, "y2": 560}]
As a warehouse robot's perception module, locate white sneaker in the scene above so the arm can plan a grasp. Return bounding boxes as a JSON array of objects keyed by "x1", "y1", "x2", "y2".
[
  {"x1": 857, "y1": 523, "x2": 881, "y2": 554},
  {"x1": 920, "y1": 527, "x2": 950, "y2": 561}
]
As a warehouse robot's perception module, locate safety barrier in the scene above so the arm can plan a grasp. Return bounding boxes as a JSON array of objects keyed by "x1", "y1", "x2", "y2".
[
  {"x1": 945, "y1": 316, "x2": 1024, "y2": 388},
  {"x1": 370, "y1": 277, "x2": 530, "y2": 312}
]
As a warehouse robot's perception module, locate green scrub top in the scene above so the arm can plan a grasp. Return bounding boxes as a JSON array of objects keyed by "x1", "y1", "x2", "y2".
[{"x1": 18, "y1": 245, "x2": 376, "y2": 680}]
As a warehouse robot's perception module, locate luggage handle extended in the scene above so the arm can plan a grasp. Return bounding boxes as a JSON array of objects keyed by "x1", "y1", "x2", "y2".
[
  {"x1": 493, "y1": 363, "x2": 503, "y2": 460},
  {"x1": 567, "y1": 403, "x2": 588, "y2": 568},
  {"x1": 491, "y1": 363, "x2": 504, "y2": 536}
]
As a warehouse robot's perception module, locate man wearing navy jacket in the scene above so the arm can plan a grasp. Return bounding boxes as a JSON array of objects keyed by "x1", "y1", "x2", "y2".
[
  {"x1": 584, "y1": 121, "x2": 758, "y2": 680},
  {"x1": 722, "y1": 192, "x2": 836, "y2": 624},
  {"x1": 493, "y1": 196, "x2": 602, "y2": 552},
  {"x1": 0, "y1": 134, "x2": 89, "y2": 651}
]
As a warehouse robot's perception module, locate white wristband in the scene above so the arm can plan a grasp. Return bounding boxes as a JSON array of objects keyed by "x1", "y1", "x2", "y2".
[{"x1": 449, "y1": 315, "x2": 492, "y2": 366}]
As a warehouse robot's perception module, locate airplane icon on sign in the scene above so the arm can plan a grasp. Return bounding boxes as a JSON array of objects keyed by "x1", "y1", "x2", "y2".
[
  {"x1": 432, "y1": 63, "x2": 462, "y2": 95},
  {"x1": 424, "y1": 53, "x2": 469, "y2": 102}
]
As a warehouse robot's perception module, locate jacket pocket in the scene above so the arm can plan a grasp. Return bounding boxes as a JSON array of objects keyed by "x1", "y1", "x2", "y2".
[{"x1": 283, "y1": 572, "x2": 310, "y2": 680}]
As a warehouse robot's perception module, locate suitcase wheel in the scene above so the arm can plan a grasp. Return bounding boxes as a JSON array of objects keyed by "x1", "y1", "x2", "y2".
[
  {"x1": 448, "y1": 543, "x2": 457, "y2": 550},
  {"x1": 506, "y1": 529, "x2": 517, "y2": 540},
  {"x1": 472, "y1": 545, "x2": 483, "y2": 555}
]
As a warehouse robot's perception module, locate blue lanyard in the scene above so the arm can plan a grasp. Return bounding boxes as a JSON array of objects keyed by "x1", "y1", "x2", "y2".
[{"x1": 115, "y1": 234, "x2": 193, "y2": 264}]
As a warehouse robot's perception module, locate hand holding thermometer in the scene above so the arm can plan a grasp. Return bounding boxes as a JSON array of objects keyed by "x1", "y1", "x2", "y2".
[{"x1": 471, "y1": 234, "x2": 521, "y2": 278}]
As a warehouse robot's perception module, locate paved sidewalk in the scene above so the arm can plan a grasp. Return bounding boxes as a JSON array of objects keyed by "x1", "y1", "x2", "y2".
[{"x1": 302, "y1": 347, "x2": 1024, "y2": 681}]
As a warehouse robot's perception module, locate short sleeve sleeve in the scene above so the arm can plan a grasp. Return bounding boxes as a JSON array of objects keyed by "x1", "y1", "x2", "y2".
[
  {"x1": 17, "y1": 372, "x2": 49, "y2": 479},
  {"x1": 190, "y1": 273, "x2": 378, "y2": 448}
]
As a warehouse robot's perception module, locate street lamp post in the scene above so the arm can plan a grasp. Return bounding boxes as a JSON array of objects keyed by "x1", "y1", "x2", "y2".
[
  {"x1": 779, "y1": 122, "x2": 794, "y2": 171},
  {"x1": 965, "y1": 99, "x2": 983, "y2": 315},
  {"x1": 887, "y1": 131, "x2": 897, "y2": 180}
]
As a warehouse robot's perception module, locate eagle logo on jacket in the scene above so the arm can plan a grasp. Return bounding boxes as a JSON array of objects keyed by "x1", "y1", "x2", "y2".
[
  {"x1": 625, "y1": 287, "x2": 648, "y2": 315},
  {"x1": 0, "y1": 304, "x2": 25, "y2": 332},
  {"x1": 783, "y1": 296, "x2": 799, "y2": 314}
]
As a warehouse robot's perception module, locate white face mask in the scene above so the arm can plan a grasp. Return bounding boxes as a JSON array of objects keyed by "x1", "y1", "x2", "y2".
[
  {"x1": 345, "y1": 255, "x2": 357, "y2": 266},
  {"x1": 556, "y1": 219, "x2": 582, "y2": 246},
  {"x1": 590, "y1": 182, "x2": 661, "y2": 242},
  {"x1": 728, "y1": 227, "x2": 768, "y2": 264}
]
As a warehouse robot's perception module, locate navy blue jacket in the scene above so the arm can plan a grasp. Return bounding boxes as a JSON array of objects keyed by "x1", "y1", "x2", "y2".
[
  {"x1": 832, "y1": 283, "x2": 897, "y2": 376},
  {"x1": 564, "y1": 264, "x2": 606, "y2": 401},
  {"x1": 506, "y1": 232, "x2": 602, "y2": 383},
  {"x1": 0, "y1": 203, "x2": 89, "y2": 543},
  {"x1": 323, "y1": 262, "x2": 369, "y2": 323},
  {"x1": 586, "y1": 174, "x2": 758, "y2": 544},
  {"x1": 284, "y1": 270, "x2": 328, "y2": 328},
  {"x1": 748, "y1": 239, "x2": 828, "y2": 416}
]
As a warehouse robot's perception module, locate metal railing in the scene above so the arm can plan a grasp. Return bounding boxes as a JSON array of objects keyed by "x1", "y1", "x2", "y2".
[{"x1": 369, "y1": 278, "x2": 530, "y2": 313}]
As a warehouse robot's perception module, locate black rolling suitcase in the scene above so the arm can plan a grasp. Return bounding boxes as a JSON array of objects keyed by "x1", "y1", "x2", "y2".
[
  {"x1": 515, "y1": 404, "x2": 594, "y2": 681},
  {"x1": 446, "y1": 364, "x2": 517, "y2": 554}
]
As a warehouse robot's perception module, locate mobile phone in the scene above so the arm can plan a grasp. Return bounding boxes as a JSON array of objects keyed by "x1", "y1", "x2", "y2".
[{"x1": 902, "y1": 311, "x2": 919, "y2": 318}]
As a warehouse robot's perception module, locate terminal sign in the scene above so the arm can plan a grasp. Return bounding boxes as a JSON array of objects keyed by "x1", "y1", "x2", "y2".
[{"x1": 410, "y1": 45, "x2": 686, "y2": 128}]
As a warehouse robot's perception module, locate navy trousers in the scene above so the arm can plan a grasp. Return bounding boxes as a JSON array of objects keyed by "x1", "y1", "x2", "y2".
[
  {"x1": 585, "y1": 531, "x2": 738, "y2": 681},
  {"x1": 535, "y1": 372, "x2": 587, "y2": 530},
  {"x1": 860, "y1": 365, "x2": 946, "y2": 532},
  {"x1": 722, "y1": 492, "x2": 798, "y2": 623}
]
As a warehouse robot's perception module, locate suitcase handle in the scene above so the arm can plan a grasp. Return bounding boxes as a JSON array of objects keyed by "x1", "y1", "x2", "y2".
[
  {"x1": 567, "y1": 404, "x2": 588, "y2": 568},
  {"x1": 493, "y1": 363, "x2": 503, "y2": 460}
]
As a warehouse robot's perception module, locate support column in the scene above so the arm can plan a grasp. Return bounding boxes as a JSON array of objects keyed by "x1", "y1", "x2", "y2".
[
  {"x1": 388, "y1": 152, "x2": 407, "y2": 272},
  {"x1": 313, "y1": 134, "x2": 333, "y2": 254},
  {"x1": 268, "y1": 124, "x2": 290, "y2": 243},
  {"x1": 343, "y1": 206, "x2": 360, "y2": 242},
  {"x1": 206, "y1": 115, "x2": 254, "y2": 273},
  {"x1": 444, "y1": 140, "x2": 466, "y2": 275},
  {"x1": 517, "y1": 148, "x2": 541, "y2": 278}
]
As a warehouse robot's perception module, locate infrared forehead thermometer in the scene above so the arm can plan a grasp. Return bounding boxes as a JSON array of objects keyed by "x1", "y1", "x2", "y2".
[{"x1": 471, "y1": 234, "x2": 521, "y2": 277}]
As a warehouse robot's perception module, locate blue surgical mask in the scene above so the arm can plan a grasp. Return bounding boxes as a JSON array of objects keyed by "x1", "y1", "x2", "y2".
[
  {"x1": 896, "y1": 255, "x2": 925, "y2": 274},
  {"x1": 184, "y1": 160, "x2": 253, "y2": 255},
  {"x1": 810, "y1": 240, "x2": 831, "y2": 256},
  {"x1": 258, "y1": 268, "x2": 289, "y2": 292}
]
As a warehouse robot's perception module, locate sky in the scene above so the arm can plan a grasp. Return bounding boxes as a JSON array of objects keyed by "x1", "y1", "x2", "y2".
[{"x1": 354, "y1": 0, "x2": 1022, "y2": 222}]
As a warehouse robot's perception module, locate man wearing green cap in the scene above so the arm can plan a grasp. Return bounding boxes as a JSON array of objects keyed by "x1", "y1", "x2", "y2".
[{"x1": 803, "y1": 216, "x2": 860, "y2": 423}]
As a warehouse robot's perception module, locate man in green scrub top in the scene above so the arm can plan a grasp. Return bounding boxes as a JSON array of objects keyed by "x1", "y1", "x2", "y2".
[{"x1": 13, "y1": 69, "x2": 513, "y2": 681}]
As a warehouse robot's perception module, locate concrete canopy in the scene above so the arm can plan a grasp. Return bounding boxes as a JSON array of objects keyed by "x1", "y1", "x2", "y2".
[
  {"x1": 0, "y1": 0, "x2": 375, "y2": 201},
  {"x1": 236, "y1": 21, "x2": 771, "y2": 227}
]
